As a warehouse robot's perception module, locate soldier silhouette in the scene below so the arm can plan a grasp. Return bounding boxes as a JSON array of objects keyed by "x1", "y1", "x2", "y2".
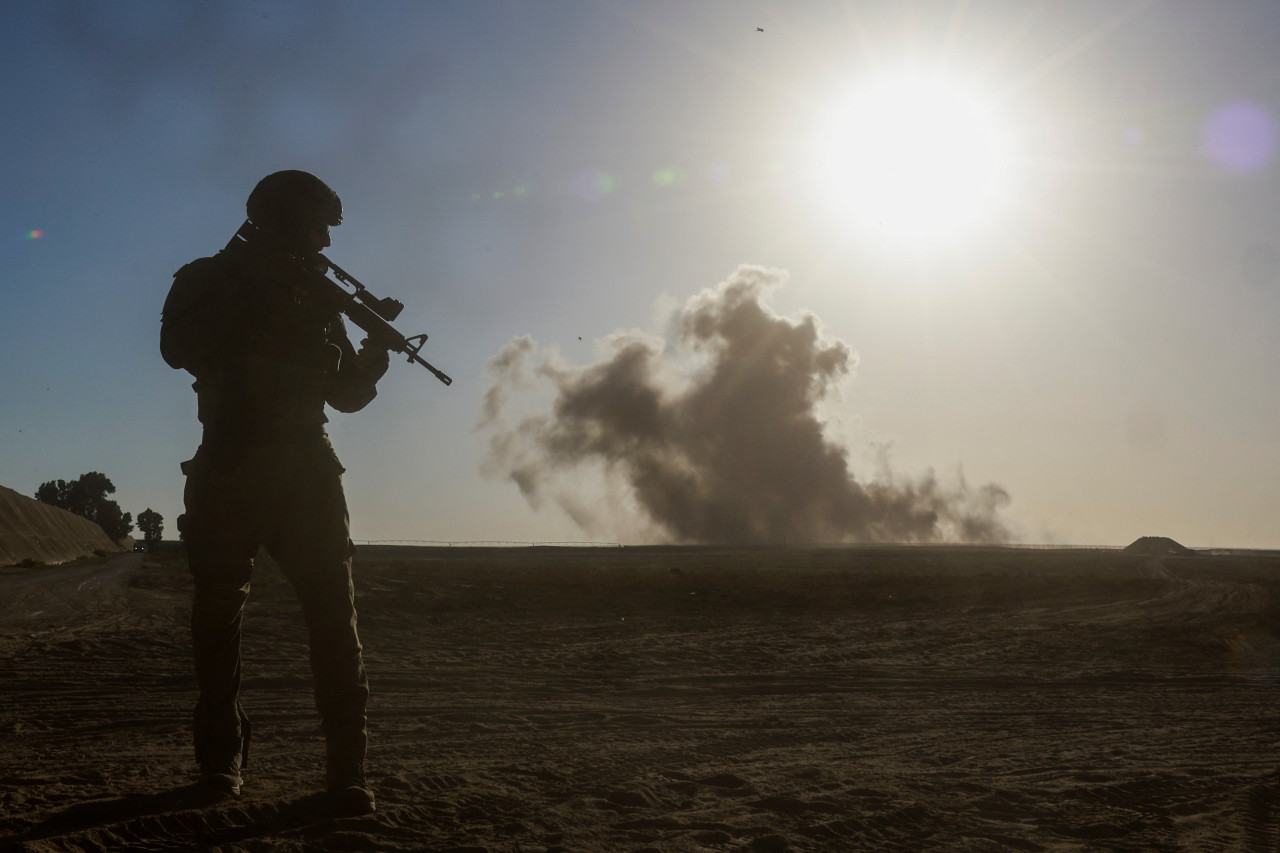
[{"x1": 161, "y1": 171, "x2": 389, "y2": 814}]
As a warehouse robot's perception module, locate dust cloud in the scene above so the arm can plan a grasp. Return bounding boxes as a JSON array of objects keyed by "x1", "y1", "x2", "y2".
[{"x1": 478, "y1": 265, "x2": 1010, "y2": 544}]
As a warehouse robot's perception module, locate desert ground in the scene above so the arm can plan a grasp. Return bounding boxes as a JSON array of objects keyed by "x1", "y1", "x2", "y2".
[{"x1": 2, "y1": 543, "x2": 1280, "y2": 852}]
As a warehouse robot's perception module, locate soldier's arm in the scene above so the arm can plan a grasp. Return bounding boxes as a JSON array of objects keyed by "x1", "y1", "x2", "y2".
[{"x1": 324, "y1": 317, "x2": 390, "y2": 413}]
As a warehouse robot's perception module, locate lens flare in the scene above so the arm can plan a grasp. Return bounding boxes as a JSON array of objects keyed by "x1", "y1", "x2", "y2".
[
  {"x1": 26, "y1": 230, "x2": 44, "y2": 240},
  {"x1": 570, "y1": 169, "x2": 619, "y2": 202},
  {"x1": 1204, "y1": 100, "x2": 1277, "y2": 174},
  {"x1": 651, "y1": 168, "x2": 678, "y2": 188}
]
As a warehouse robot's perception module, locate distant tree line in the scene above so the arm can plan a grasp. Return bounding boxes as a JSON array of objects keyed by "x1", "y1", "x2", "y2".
[{"x1": 34, "y1": 471, "x2": 163, "y2": 547}]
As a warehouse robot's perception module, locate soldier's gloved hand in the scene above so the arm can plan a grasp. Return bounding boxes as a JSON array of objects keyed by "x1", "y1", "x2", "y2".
[{"x1": 356, "y1": 339, "x2": 391, "y2": 382}]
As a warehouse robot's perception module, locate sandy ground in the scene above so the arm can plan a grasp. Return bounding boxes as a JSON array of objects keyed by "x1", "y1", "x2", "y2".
[{"x1": 2, "y1": 544, "x2": 1280, "y2": 852}]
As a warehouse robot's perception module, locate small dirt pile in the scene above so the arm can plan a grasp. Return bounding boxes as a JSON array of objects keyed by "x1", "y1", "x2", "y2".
[{"x1": 1122, "y1": 536, "x2": 1194, "y2": 556}]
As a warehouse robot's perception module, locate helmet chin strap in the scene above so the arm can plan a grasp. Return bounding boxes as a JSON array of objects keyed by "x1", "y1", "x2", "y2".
[{"x1": 232, "y1": 220, "x2": 321, "y2": 266}]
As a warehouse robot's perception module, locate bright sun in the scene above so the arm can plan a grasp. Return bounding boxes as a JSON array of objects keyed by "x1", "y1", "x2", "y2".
[{"x1": 811, "y1": 71, "x2": 1015, "y2": 248}]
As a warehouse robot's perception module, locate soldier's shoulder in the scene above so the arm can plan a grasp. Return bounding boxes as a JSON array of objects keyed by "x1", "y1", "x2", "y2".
[
  {"x1": 165, "y1": 252, "x2": 240, "y2": 319},
  {"x1": 173, "y1": 252, "x2": 234, "y2": 282}
]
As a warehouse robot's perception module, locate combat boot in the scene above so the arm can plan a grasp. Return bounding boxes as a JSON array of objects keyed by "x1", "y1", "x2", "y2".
[
  {"x1": 327, "y1": 755, "x2": 375, "y2": 815},
  {"x1": 195, "y1": 701, "x2": 250, "y2": 798},
  {"x1": 199, "y1": 766, "x2": 242, "y2": 797},
  {"x1": 325, "y1": 727, "x2": 375, "y2": 815}
]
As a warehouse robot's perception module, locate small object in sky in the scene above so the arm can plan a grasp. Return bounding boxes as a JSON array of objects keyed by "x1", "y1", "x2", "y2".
[
  {"x1": 756, "y1": 27, "x2": 764, "y2": 32},
  {"x1": 26, "y1": 230, "x2": 43, "y2": 239},
  {"x1": 578, "y1": 336, "x2": 583, "y2": 341}
]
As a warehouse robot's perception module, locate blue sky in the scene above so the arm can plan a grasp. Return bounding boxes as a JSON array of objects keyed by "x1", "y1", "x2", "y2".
[{"x1": 4, "y1": 1, "x2": 1280, "y2": 547}]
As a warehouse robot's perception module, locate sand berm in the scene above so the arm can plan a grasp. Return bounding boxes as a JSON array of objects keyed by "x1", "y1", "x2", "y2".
[{"x1": 0, "y1": 485, "x2": 123, "y2": 568}]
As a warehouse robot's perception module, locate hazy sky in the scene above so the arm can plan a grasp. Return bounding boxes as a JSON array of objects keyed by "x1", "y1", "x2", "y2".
[{"x1": 5, "y1": 0, "x2": 1280, "y2": 548}]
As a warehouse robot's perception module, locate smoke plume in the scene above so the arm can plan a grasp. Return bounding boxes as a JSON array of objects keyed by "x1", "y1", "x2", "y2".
[{"x1": 478, "y1": 265, "x2": 1011, "y2": 544}]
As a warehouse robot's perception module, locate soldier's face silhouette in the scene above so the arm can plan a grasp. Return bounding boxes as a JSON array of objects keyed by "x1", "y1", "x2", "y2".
[
  {"x1": 265, "y1": 214, "x2": 332, "y2": 258},
  {"x1": 304, "y1": 220, "x2": 332, "y2": 254}
]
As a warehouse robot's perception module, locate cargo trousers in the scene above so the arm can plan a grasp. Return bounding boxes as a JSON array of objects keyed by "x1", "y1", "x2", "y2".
[{"x1": 180, "y1": 434, "x2": 369, "y2": 782}]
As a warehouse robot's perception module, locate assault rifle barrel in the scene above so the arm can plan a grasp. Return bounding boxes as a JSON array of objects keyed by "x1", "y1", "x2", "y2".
[{"x1": 315, "y1": 253, "x2": 453, "y2": 386}]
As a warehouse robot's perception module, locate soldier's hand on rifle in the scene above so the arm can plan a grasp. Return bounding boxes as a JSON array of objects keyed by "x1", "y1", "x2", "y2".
[{"x1": 356, "y1": 338, "x2": 391, "y2": 382}]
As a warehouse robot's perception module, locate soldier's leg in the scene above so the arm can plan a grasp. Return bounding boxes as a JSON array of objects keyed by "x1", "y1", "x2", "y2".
[
  {"x1": 182, "y1": 454, "x2": 259, "y2": 794},
  {"x1": 270, "y1": 441, "x2": 372, "y2": 811}
]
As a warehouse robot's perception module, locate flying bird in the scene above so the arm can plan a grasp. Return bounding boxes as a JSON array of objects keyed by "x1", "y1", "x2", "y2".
[{"x1": 756, "y1": 27, "x2": 764, "y2": 32}]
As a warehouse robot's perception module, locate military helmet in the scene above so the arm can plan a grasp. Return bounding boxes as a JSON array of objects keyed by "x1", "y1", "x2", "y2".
[{"x1": 246, "y1": 170, "x2": 343, "y2": 228}]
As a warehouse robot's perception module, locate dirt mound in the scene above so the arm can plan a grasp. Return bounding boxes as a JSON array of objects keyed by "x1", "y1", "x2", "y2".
[
  {"x1": 0, "y1": 484, "x2": 121, "y2": 566},
  {"x1": 1122, "y1": 535, "x2": 1194, "y2": 556}
]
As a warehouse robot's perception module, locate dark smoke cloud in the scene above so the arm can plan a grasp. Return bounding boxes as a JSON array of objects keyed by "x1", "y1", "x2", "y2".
[{"x1": 478, "y1": 265, "x2": 1011, "y2": 544}]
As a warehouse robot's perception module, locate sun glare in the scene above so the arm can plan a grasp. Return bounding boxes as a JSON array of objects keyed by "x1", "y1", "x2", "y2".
[{"x1": 811, "y1": 71, "x2": 1015, "y2": 249}]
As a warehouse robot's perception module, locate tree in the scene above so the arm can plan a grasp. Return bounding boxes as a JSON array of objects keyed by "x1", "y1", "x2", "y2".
[
  {"x1": 96, "y1": 502, "x2": 134, "y2": 543},
  {"x1": 35, "y1": 471, "x2": 135, "y2": 542},
  {"x1": 137, "y1": 508, "x2": 164, "y2": 547}
]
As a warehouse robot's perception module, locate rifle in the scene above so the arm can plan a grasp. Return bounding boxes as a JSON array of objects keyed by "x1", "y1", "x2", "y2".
[{"x1": 227, "y1": 221, "x2": 452, "y2": 386}]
